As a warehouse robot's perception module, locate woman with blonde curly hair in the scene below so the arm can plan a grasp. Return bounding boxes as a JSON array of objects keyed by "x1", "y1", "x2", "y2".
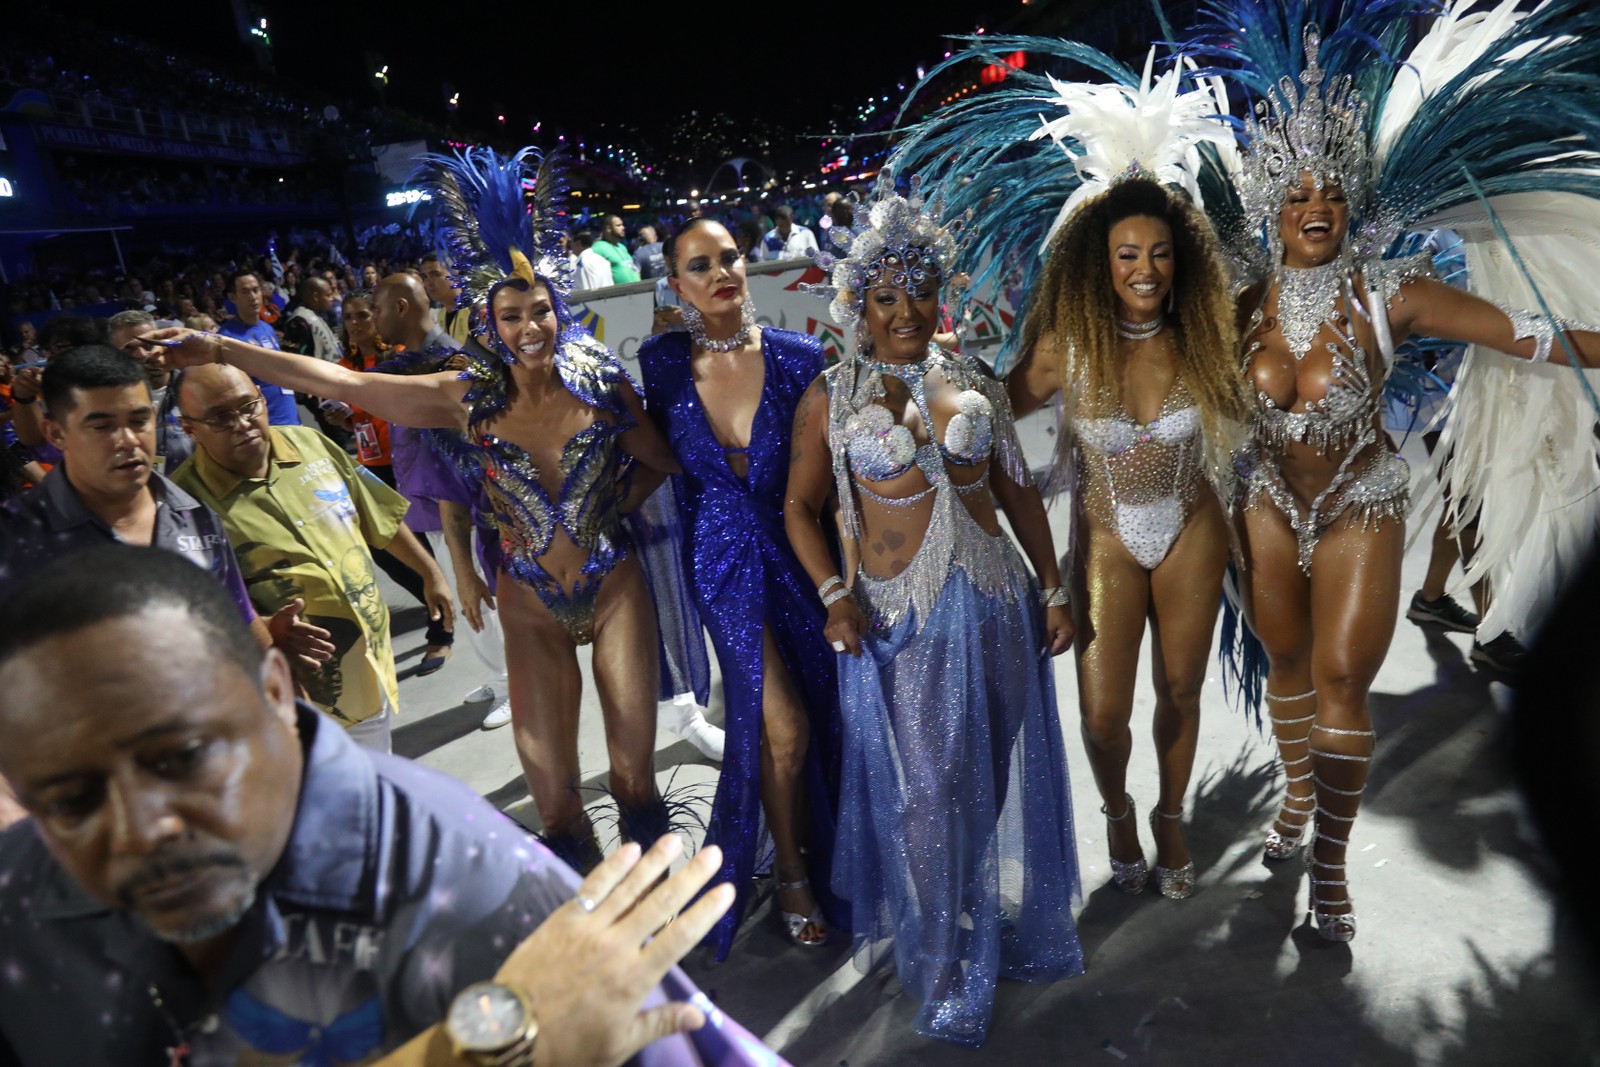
[{"x1": 1009, "y1": 176, "x2": 1251, "y2": 900}]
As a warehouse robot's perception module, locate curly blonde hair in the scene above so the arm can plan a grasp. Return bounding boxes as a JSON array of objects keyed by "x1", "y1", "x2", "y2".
[{"x1": 1020, "y1": 178, "x2": 1250, "y2": 463}]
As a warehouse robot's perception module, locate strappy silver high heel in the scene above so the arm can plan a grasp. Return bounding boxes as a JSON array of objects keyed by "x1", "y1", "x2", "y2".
[
  {"x1": 1305, "y1": 840, "x2": 1357, "y2": 942},
  {"x1": 1101, "y1": 794, "x2": 1148, "y2": 894},
  {"x1": 1265, "y1": 689, "x2": 1317, "y2": 861},
  {"x1": 1148, "y1": 806, "x2": 1196, "y2": 900},
  {"x1": 775, "y1": 876, "x2": 828, "y2": 947},
  {"x1": 1304, "y1": 722, "x2": 1374, "y2": 943}
]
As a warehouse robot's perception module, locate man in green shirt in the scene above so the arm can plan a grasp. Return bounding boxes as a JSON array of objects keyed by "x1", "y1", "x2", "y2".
[
  {"x1": 171, "y1": 363, "x2": 455, "y2": 751},
  {"x1": 593, "y1": 214, "x2": 642, "y2": 285}
]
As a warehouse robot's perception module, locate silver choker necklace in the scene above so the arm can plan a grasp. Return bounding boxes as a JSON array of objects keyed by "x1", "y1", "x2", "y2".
[
  {"x1": 1116, "y1": 315, "x2": 1165, "y2": 341},
  {"x1": 1277, "y1": 258, "x2": 1348, "y2": 361},
  {"x1": 682, "y1": 295, "x2": 757, "y2": 352}
]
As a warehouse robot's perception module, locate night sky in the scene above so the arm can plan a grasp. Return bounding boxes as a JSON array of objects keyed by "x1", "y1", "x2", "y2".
[{"x1": 86, "y1": 0, "x2": 1006, "y2": 141}]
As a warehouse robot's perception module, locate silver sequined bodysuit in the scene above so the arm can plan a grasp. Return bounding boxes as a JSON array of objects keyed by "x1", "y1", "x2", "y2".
[
  {"x1": 1243, "y1": 273, "x2": 1409, "y2": 574},
  {"x1": 827, "y1": 346, "x2": 1033, "y2": 632},
  {"x1": 1075, "y1": 378, "x2": 1205, "y2": 570}
]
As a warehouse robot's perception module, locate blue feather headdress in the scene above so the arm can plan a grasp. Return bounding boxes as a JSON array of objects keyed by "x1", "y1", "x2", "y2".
[
  {"x1": 803, "y1": 168, "x2": 963, "y2": 348},
  {"x1": 409, "y1": 145, "x2": 574, "y2": 320}
]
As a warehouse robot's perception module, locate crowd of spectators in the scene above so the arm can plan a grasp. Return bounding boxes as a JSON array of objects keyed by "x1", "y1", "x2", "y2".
[
  {"x1": 53, "y1": 157, "x2": 340, "y2": 219},
  {"x1": 1, "y1": 14, "x2": 364, "y2": 152},
  {"x1": 2, "y1": 185, "x2": 863, "y2": 326}
]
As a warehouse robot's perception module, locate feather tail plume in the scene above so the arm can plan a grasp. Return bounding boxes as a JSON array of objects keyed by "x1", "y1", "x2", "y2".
[
  {"x1": 408, "y1": 146, "x2": 569, "y2": 311},
  {"x1": 1373, "y1": 0, "x2": 1600, "y2": 245},
  {"x1": 1181, "y1": 0, "x2": 1440, "y2": 107},
  {"x1": 893, "y1": 37, "x2": 1139, "y2": 369}
]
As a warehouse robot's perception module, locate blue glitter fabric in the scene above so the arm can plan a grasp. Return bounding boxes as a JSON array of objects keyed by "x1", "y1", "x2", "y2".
[
  {"x1": 636, "y1": 327, "x2": 847, "y2": 961},
  {"x1": 827, "y1": 357, "x2": 1083, "y2": 1047},
  {"x1": 442, "y1": 336, "x2": 639, "y2": 645},
  {"x1": 627, "y1": 479, "x2": 711, "y2": 704}
]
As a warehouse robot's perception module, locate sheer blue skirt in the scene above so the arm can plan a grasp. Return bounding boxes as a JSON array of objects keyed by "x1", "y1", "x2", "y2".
[{"x1": 833, "y1": 557, "x2": 1084, "y2": 1046}]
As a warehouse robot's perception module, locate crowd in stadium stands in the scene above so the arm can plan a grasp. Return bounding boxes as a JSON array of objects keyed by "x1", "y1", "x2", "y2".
[{"x1": 1, "y1": 187, "x2": 862, "y2": 320}]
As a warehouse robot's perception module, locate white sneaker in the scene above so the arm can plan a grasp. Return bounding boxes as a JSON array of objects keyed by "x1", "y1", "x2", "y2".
[
  {"x1": 481, "y1": 700, "x2": 512, "y2": 730},
  {"x1": 665, "y1": 702, "x2": 725, "y2": 761},
  {"x1": 463, "y1": 684, "x2": 496, "y2": 704}
]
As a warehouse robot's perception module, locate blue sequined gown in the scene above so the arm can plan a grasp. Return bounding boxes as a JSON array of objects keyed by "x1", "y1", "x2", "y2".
[
  {"x1": 825, "y1": 348, "x2": 1083, "y2": 1046},
  {"x1": 637, "y1": 327, "x2": 847, "y2": 961}
]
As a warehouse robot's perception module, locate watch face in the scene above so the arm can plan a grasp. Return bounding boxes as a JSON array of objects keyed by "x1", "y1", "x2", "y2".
[{"x1": 448, "y1": 982, "x2": 529, "y2": 1052}]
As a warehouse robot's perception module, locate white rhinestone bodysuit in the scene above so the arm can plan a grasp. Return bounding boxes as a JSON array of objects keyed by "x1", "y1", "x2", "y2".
[{"x1": 1074, "y1": 377, "x2": 1205, "y2": 570}]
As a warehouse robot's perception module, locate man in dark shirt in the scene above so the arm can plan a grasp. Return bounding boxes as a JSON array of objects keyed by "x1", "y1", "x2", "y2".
[
  {"x1": 0, "y1": 346, "x2": 257, "y2": 614},
  {"x1": 0, "y1": 346, "x2": 335, "y2": 828},
  {"x1": 0, "y1": 546, "x2": 762, "y2": 1067}
]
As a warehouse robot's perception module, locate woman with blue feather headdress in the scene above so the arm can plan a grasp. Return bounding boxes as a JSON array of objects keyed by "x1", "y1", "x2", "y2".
[
  {"x1": 146, "y1": 147, "x2": 696, "y2": 871},
  {"x1": 1180, "y1": 0, "x2": 1600, "y2": 943}
]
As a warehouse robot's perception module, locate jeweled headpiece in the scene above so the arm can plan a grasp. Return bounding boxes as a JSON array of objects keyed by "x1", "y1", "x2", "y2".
[
  {"x1": 413, "y1": 146, "x2": 573, "y2": 313},
  {"x1": 805, "y1": 168, "x2": 963, "y2": 336},
  {"x1": 1237, "y1": 26, "x2": 1369, "y2": 237}
]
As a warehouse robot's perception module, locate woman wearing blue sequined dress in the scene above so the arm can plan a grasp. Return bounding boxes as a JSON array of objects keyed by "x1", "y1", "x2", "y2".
[
  {"x1": 784, "y1": 176, "x2": 1083, "y2": 1046},
  {"x1": 636, "y1": 218, "x2": 845, "y2": 959}
]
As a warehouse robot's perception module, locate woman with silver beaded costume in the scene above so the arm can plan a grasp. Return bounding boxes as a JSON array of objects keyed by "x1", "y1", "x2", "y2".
[
  {"x1": 634, "y1": 217, "x2": 846, "y2": 957},
  {"x1": 784, "y1": 173, "x2": 1083, "y2": 1046},
  {"x1": 1203, "y1": 19, "x2": 1600, "y2": 943},
  {"x1": 1010, "y1": 174, "x2": 1252, "y2": 903},
  {"x1": 150, "y1": 148, "x2": 689, "y2": 872}
]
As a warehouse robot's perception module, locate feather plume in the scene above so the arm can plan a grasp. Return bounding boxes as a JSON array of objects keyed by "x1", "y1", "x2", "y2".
[
  {"x1": 1029, "y1": 49, "x2": 1238, "y2": 242},
  {"x1": 1369, "y1": 0, "x2": 1600, "y2": 254},
  {"x1": 408, "y1": 146, "x2": 571, "y2": 314},
  {"x1": 897, "y1": 36, "x2": 1240, "y2": 371}
]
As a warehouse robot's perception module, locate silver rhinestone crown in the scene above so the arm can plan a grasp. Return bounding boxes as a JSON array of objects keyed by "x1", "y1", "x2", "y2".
[{"x1": 1238, "y1": 25, "x2": 1369, "y2": 234}]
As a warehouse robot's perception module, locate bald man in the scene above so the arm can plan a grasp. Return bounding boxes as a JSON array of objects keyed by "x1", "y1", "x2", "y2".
[
  {"x1": 283, "y1": 277, "x2": 344, "y2": 363},
  {"x1": 369, "y1": 275, "x2": 511, "y2": 722},
  {"x1": 171, "y1": 363, "x2": 455, "y2": 751}
]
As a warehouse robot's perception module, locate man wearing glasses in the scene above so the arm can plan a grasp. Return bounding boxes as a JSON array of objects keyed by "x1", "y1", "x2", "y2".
[{"x1": 170, "y1": 362, "x2": 455, "y2": 752}]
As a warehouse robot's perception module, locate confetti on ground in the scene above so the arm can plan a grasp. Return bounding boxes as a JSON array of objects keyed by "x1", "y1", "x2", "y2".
[
  {"x1": 1102, "y1": 1041, "x2": 1128, "y2": 1060},
  {"x1": 1244, "y1": 889, "x2": 1264, "y2": 900},
  {"x1": 1361, "y1": 843, "x2": 1376, "y2": 852},
  {"x1": 1374, "y1": 859, "x2": 1389, "y2": 869}
]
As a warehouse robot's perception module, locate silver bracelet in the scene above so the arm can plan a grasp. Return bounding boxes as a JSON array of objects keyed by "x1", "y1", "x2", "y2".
[
  {"x1": 1038, "y1": 586, "x2": 1070, "y2": 608},
  {"x1": 822, "y1": 585, "x2": 852, "y2": 607},
  {"x1": 817, "y1": 574, "x2": 845, "y2": 599}
]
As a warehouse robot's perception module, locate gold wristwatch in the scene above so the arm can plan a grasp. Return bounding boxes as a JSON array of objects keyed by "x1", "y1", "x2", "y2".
[{"x1": 445, "y1": 980, "x2": 539, "y2": 1066}]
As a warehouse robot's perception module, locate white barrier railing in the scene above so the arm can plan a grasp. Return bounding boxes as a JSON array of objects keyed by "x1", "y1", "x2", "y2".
[{"x1": 566, "y1": 258, "x2": 1017, "y2": 368}]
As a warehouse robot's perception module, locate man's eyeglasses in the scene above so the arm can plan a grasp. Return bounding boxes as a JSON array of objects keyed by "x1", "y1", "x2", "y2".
[{"x1": 183, "y1": 397, "x2": 265, "y2": 431}]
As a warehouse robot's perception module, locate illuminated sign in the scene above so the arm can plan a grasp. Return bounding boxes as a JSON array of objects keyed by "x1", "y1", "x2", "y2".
[
  {"x1": 385, "y1": 188, "x2": 432, "y2": 208},
  {"x1": 0, "y1": 178, "x2": 13, "y2": 197}
]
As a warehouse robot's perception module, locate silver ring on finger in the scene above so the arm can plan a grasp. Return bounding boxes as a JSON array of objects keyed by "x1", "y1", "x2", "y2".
[
  {"x1": 831, "y1": 640, "x2": 846, "y2": 652},
  {"x1": 576, "y1": 894, "x2": 601, "y2": 913}
]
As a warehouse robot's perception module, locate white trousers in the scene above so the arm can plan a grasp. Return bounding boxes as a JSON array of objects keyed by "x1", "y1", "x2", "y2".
[
  {"x1": 346, "y1": 698, "x2": 393, "y2": 753},
  {"x1": 424, "y1": 528, "x2": 509, "y2": 688}
]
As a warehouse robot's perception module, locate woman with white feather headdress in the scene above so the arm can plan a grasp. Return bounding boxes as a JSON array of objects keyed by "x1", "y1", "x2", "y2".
[{"x1": 900, "y1": 46, "x2": 1253, "y2": 904}]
